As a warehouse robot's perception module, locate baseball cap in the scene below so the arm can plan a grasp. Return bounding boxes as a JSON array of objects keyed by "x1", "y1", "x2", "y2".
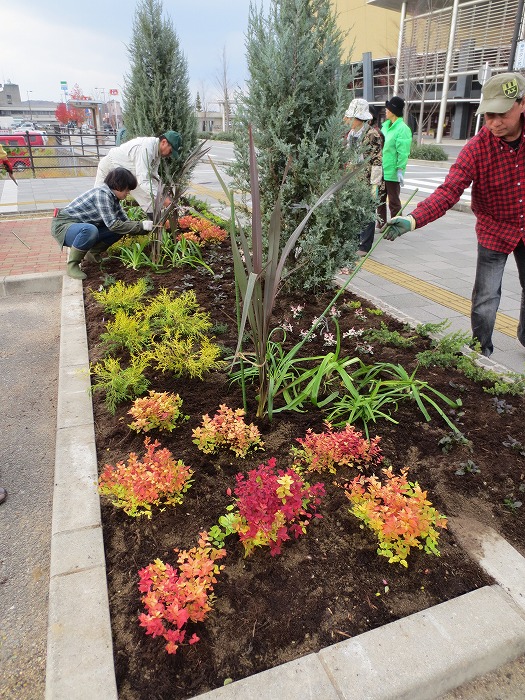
[
  {"x1": 162, "y1": 130, "x2": 183, "y2": 157},
  {"x1": 345, "y1": 98, "x2": 372, "y2": 121},
  {"x1": 476, "y1": 72, "x2": 525, "y2": 115}
]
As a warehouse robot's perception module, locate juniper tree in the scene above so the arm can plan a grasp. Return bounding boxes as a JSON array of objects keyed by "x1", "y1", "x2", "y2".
[
  {"x1": 123, "y1": 0, "x2": 197, "y2": 180},
  {"x1": 230, "y1": 0, "x2": 373, "y2": 292}
]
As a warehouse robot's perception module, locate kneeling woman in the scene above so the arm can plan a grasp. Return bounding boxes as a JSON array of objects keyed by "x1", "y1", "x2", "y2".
[{"x1": 51, "y1": 167, "x2": 154, "y2": 279}]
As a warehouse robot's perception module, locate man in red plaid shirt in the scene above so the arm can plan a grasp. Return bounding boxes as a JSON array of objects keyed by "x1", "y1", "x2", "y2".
[{"x1": 384, "y1": 72, "x2": 525, "y2": 358}]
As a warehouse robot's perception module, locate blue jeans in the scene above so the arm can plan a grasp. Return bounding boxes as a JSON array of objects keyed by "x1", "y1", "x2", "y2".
[
  {"x1": 63, "y1": 223, "x2": 121, "y2": 251},
  {"x1": 471, "y1": 241, "x2": 525, "y2": 355}
]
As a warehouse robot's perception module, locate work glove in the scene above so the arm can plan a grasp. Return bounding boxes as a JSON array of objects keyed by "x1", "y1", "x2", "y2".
[
  {"x1": 2, "y1": 159, "x2": 13, "y2": 175},
  {"x1": 382, "y1": 215, "x2": 416, "y2": 240},
  {"x1": 142, "y1": 220, "x2": 154, "y2": 232},
  {"x1": 397, "y1": 169, "x2": 404, "y2": 186}
]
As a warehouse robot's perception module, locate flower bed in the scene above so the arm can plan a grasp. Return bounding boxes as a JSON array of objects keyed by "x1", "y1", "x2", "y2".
[{"x1": 82, "y1": 238, "x2": 524, "y2": 700}]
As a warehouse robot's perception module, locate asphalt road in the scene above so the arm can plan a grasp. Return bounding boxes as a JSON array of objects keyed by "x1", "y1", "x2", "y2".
[{"x1": 0, "y1": 290, "x2": 61, "y2": 699}]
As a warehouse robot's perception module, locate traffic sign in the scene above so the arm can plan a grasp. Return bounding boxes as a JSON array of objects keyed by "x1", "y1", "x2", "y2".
[{"x1": 60, "y1": 81, "x2": 68, "y2": 91}]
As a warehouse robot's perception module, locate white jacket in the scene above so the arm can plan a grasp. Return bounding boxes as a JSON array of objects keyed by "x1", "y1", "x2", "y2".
[{"x1": 95, "y1": 136, "x2": 161, "y2": 211}]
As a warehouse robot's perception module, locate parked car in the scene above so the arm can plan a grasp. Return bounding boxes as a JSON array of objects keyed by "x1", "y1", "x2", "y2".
[
  {"x1": 11, "y1": 130, "x2": 48, "y2": 146},
  {"x1": 0, "y1": 135, "x2": 31, "y2": 171},
  {"x1": 18, "y1": 121, "x2": 42, "y2": 130}
]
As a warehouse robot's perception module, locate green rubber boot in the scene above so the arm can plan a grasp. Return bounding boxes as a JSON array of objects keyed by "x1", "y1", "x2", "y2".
[
  {"x1": 67, "y1": 247, "x2": 87, "y2": 280},
  {"x1": 85, "y1": 241, "x2": 111, "y2": 264}
]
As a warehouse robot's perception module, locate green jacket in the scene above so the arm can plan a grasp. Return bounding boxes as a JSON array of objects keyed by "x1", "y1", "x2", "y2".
[{"x1": 381, "y1": 118, "x2": 412, "y2": 181}]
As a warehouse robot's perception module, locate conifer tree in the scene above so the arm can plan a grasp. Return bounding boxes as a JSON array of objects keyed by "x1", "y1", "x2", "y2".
[
  {"x1": 230, "y1": 0, "x2": 373, "y2": 291},
  {"x1": 123, "y1": 0, "x2": 197, "y2": 179}
]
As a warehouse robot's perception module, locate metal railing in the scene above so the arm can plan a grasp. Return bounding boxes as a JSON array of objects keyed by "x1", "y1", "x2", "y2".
[{"x1": 4, "y1": 128, "x2": 117, "y2": 177}]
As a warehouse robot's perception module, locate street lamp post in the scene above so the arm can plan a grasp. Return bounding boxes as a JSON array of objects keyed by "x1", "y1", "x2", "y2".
[
  {"x1": 27, "y1": 90, "x2": 33, "y2": 121},
  {"x1": 95, "y1": 87, "x2": 107, "y2": 130}
]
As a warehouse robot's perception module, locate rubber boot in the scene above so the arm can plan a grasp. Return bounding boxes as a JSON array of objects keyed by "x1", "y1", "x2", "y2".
[
  {"x1": 67, "y1": 247, "x2": 87, "y2": 280},
  {"x1": 85, "y1": 241, "x2": 111, "y2": 264}
]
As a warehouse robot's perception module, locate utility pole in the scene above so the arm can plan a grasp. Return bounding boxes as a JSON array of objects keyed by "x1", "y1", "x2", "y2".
[{"x1": 27, "y1": 90, "x2": 33, "y2": 120}]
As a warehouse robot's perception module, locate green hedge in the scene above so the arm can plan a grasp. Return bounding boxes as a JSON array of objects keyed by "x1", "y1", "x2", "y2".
[
  {"x1": 199, "y1": 131, "x2": 235, "y2": 142},
  {"x1": 410, "y1": 143, "x2": 449, "y2": 161}
]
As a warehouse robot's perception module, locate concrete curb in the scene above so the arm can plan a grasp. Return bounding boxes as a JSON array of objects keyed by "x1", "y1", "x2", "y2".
[
  {"x1": 45, "y1": 274, "x2": 117, "y2": 700},
  {"x1": 44, "y1": 273, "x2": 525, "y2": 700},
  {"x1": 0, "y1": 271, "x2": 63, "y2": 298}
]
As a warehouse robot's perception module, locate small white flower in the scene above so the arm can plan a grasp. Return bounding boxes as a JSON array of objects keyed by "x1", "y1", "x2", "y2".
[{"x1": 343, "y1": 327, "x2": 364, "y2": 338}]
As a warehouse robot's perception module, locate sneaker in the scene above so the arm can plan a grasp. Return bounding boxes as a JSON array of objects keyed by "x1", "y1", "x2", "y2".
[
  {"x1": 357, "y1": 250, "x2": 368, "y2": 258},
  {"x1": 0, "y1": 487, "x2": 7, "y2": 505}
]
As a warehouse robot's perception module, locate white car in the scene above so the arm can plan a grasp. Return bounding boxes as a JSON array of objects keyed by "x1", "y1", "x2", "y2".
[{"x1": 18, "y1": 121, "x2": 44, "y2": 131}]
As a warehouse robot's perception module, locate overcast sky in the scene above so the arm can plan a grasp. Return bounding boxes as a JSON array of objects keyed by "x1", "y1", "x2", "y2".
[{"x1": 2, "y1": 0, "x2": 270, "y2": 106}]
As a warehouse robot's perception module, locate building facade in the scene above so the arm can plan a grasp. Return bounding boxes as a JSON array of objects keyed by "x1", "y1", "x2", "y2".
[
  {"x1": 0, "y1": 82, "x2": 60, "y2": 128},
  {"x1": 341, "y1": 0, "x2": 525, "y2": 140}
]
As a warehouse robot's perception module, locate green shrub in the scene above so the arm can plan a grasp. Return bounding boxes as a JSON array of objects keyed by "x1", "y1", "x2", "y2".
[
  {"x1": 410, "y1": 143, "x2": 448, "y2": 161},
  {"x1": 184, "y1": 195, "x2": 231, "y2": 230},
  {"x1": 91, "y1": 278, "x2": 152, "y2": 314},
  {"x1": 200, "y1": 131, "x2": 235, "y2": 142},
  {"x1": 90, "y1": 356, "x2": 150, "y2": 414}
]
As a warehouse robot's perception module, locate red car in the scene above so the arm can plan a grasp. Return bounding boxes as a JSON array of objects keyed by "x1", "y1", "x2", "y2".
[{"x1": 0, "y1": 135, "x2": 32, "y2": 171}]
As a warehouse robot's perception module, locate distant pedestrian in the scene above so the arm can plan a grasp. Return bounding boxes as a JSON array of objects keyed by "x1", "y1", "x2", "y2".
[
  {"x1": 378, "y1": 96, "x2": 412, "y2": 227},
  {"x1": 51, "y1": 167, "x2": 154, "y2": 280},
  {"x1": 95, "y1": 131, "x2": 182, "y2": 214},
  {"x1": 344, "y1": 99, "x2": 384, "y2": 256},
  {"x1": 384, "y1": 72, "x2": 525, "y2": 358}
]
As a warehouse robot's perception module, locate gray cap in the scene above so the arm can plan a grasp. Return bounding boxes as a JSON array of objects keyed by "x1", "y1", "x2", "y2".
[{"x1": 476, "y1": 72, "x2": 525, "y2": 115}]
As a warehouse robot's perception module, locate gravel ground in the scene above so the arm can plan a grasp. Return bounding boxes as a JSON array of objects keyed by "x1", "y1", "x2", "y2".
[{"x1": 0, "y1": 291, "x2": 61, "y2": 699}]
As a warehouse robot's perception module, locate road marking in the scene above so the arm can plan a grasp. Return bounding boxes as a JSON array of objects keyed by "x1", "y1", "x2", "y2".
[
  {"x1": 0, "y1": 180, "x2": 18, "y2": 213},
  {"x1": 403, "y1": 178, "x2": 471, "y2": 201},
  {"x1": 362, "y1": 258, "x2": 518, "y2": 338},
  {"x1": 189, "y1": 182, "x2": 231, "y2": 205},
  {"x1": 0, "y1": 199, "x2": 71, "y2": 208}
]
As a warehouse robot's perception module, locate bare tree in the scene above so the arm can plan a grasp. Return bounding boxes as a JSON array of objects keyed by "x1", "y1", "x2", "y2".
[
  {"x1": 215, "y1": 46, "x2": 232, "y2": 133},
  {"x1": 198, "y1": 80, "x2": 211, "y2": 133}
]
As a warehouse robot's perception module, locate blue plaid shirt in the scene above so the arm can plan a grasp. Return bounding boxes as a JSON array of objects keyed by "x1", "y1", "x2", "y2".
[
  {"x1": 62, "y1": 184, "x2": 128, "y2": 228},
  {"x1": 51, "y1": 184, "x2": 144, "y2": 248}
]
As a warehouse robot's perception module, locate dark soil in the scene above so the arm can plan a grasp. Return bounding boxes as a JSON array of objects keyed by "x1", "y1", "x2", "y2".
[{"x1": 82, "y1": 240, "x2": 525, "y2": 700}]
